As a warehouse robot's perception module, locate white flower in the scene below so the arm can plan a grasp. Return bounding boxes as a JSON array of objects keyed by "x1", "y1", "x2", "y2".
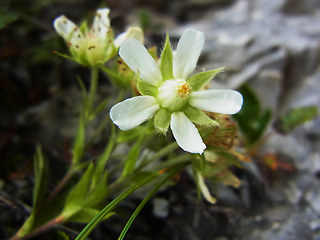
[
  {"x1": 110, "y1": 28, "x2": 243, "y2": 154},
  {"x1": 53, "y1": 8, "x2": 115, "y2": 66}
]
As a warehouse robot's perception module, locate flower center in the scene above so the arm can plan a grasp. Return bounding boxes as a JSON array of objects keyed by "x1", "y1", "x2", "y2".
[
  {"x1": 176, "y1": 80, "x2": 191, "y2": 98},
  {"x1": 156, "y1": 79, "x2": 191, "y2": 111}
]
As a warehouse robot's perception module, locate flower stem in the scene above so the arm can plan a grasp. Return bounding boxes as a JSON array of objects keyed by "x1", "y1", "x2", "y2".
[
  {"x1": 10, "y1": 216, "x2": 64, "y2": 240},
  {"x1": 136, "y1": 142, "x2": 179, "y2": 171},
  {"x1": 87, "y1": 66, "x2": 98, "y2": 119}
]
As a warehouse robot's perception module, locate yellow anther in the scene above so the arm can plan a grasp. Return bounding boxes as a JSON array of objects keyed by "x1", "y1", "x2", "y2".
[{"x1": 176, "y1": 80, "x2": 190, "y2": 98}]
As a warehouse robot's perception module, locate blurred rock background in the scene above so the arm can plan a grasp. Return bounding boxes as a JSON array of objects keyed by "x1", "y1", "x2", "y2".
[{"x1": 1, "y1": 0, "x2": 319, "y2": 239}]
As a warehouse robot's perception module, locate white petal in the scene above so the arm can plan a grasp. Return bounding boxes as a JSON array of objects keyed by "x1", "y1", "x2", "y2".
[
  {"x1": 110, "y1": 96, "x2": 159, "y2": 131},
  {"x1": 119, "y1": 38, "x2": 162, "y2": 86},
  {"x1": 114, "y1": 27, "x2": 144, "y2": 48},
  {"x1": 114, "y1": 32, "x2": 127, "y2": 48},
  {"x1": 189, "y1": 89, "x2": 243, "y2": 114},
  {"x1": 92, "y1": 8, "x2": 110, "y2": 40},
  {"x1": 93, "y1": 8, "x2": 110, "y2": 29},
  {"x1": 53, "y1": 15, "x2": 78, "y2": 41},
  {"x1": 170, "y1": 112, "x2": 206, "y2": 154},
  {"x1": 173, "y1": 28, "x2": 205, "y2": 79}
]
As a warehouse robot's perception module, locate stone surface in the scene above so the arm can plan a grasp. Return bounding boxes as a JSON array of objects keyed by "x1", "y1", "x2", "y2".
[{"x1": 167, "y1": 0, "x2": 320, "y2": 239}]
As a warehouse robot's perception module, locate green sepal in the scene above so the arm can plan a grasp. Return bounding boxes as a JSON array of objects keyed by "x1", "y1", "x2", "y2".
[
  {"x1": 183, "y1": 105, "x2": 219, "y2": 127},
  {"x1": 53, "y1": 50, "x2": 77, "y2": 62},
  {"x1": 79, "y1": 21, "x2": 88, "y2": 34},
  {"x1": 160, "y1": 34, "x2": 173, "y2": 81},
  {"x1": 137, "y1": 79, "x2": 158, "y2": 96},
  {"x1": 154, "y1": 108, "x2": 171, "y2": 134},
  {"x1": 187, "y1": 67, "x2": 224, "y2": 91}
]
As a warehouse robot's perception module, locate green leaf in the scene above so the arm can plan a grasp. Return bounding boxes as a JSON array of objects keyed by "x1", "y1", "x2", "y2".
[
  {"x1": 122, "y1": 138, "x2": 143, "y2": 177},
  {"x1": 275, "y1": 105, "x2": 318, "y2": 134},
  {"x1": 75, "y1": 171, "x2": 164, "y2": 240},
  {"x1": 117, "y1": 126, "x2": 148, "y2": 143},
  {"x1": 87, "y1": 171, "x2": 108, "y2": 208},
  {"x1": 137, "y1": 79, "x2": 158, "y2": 96},
  {"x1": 65, "y1": 208, "x2": 100, "y2": 223},
  {"x1": 92, "y1": 127, "x2": 115, "y2": 189},
  {"x1": 64, "y1": 163, "x2": 95, "y2": 212},
  {"x1": 33, "y1": 145, "x2": 48, "y2": 211},
  {"x1": 118, "y1": 165, "x2": 185, "y2": 240},
  {"x1": 154, "y1": 108, "x2": 171, "y2": 134},
  {"x1": 76, "y1": 75, "x2": 89, "y2": 111},
  {"x1": 62, "y1": 163, "x2": 109, "y2": 223},
  {"x1": 183, "y1": 105, "x2": 219, "y2": 127},
  {"x1": 253, "y1": 109, "x2": 272, "y2": 142},
  {"x1": 17, "y1": 146, "x2": 48, "y2": 236},
  {"x1": 72, "y1": 111, "x2": 86, "y2": 166},
  {"x1": 235, "y1": 83, "x2": 261, "y2": 121},
  {"x1": 233, "y1": 84, "x2": 272, "y2": 147},
  {"x1": 187, "y1": 67, "x2": 224, "y2": 91},
  {"x1": 67, "y1": 209, "x2": 113, "y2": 223},
  {"x1": 160, "y1": 34, "x2": 173, "y2": 81},
  {"x1": 91, "y1": 96, "x2": 111, "y2": 117},
  {"x1": 0, "y1": 11, "x2": 18, "y2": 30},
  {"x1": 56, "y1": 231, "x2": 70, "y2": 240}
]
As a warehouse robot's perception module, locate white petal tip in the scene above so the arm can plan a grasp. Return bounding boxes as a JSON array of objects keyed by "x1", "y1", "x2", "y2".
[
  {"x1": 170, "y1": 112, "x2": 207, "y2": 154},
  {"x1": 53, "y1": 15, "x2": 76, "y2": 40}
]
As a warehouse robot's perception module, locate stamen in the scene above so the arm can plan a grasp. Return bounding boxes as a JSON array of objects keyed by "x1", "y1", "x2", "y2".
[{"x1": 176, "y1": 80, "x2": 190, "y2": 98}]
